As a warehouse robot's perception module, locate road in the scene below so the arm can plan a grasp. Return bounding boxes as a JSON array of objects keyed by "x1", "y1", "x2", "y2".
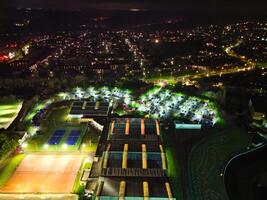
[{"x1": 146, "y1": 40, "x2": 256, "y2": 85}]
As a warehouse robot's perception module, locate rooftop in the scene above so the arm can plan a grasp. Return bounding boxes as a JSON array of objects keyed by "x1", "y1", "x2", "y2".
[{"x1": 69, "y1": 101, "x2": 111, "y2": 117}]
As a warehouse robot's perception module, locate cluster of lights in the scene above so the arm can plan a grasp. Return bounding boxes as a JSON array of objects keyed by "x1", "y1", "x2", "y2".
[
  {"x1": 42, "y1": 143, "x2": 87, "y2": 149},
  {"x1": 22, "y1": 44, "x2": 30, "y2": 55},
  {"x1": 59, "y1": 86, "x2": 132, "y2": 105},
  {"x1": 134, "y1": 88, "x2": 219, "y2": 125},
  {"x1": 61, "y1": 86, "x2": 219, "y2": 126}
]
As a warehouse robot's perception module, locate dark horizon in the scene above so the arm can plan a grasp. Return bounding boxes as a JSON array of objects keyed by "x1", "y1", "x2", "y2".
[{"x1": 2, "y1": 0, "x2": 267, "y2": 13}]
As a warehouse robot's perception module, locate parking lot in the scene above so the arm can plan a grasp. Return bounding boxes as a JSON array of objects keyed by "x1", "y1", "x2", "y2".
[{"x1": 136, "y1": 87, "x2": 219, "y2": 125}]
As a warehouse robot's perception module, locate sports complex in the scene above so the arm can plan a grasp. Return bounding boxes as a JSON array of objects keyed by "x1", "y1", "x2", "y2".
[
  {"x1": 86, "y1": 117, "x2": 174, "y2": 199},
  {"x1": 0, "y1": 85, "x2": 223, "y2": 199},
  {"x1": 0, "y1": 97, "x2": 108, "y2": 198}
]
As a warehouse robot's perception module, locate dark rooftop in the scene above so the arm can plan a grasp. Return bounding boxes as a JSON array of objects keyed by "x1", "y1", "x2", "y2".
[{"x1": 69, "y1": 101, "x2": 111, "y2": 117}]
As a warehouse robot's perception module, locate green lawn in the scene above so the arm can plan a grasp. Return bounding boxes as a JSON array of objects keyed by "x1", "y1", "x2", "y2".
[
  {"x1": 113, "y1": 106, "x2": 130, "y2": 116},
  {"x1": 161, "y1": 114, "x2": 244, "y2": 200},
  {"x1": 0, "y1": 99, "x2": 23, "y2": 129},
  {"x1": 161, "y1": 125, "x2": 184, "y2": 200},
  {"x1": 24, "y1": 102, "x2": 46, "y2": 123},
  {"x1": 18, "y1": 100, "x2": 47, "y2": 133},
  {"x1": 72, "y1": 157, "x2": 92, "y2": 194},
  {"x1": 145, "y1": 71, "x2": 198, "y2": 85},
  {"x1": 21, "y1": 99, "x2": 66, "y2": 133},
  {"x1": 256, "y1": 62, "x2": 267, "y2": 69},
  {"x1": 146, "y1": 75, "x2": 178, "y2": 85},
  {"x1": 165, "y1": 148, "x2": 183, "y2": 200},
  {"x1": 188, "y1": 124, "x2": 251, "y2": 200},
  {"x1": 0, "y1": 154, "x2": 25, "y2": 187},
  {"x1": 80, "y1": 125, "x2": 99, "y2": 152},
  {"x1": 41, "y1": 102, "x2": 71, "y2": 127}
]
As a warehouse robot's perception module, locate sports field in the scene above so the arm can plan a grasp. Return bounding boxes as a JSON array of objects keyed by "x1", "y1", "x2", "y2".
[
  {"x1": 0, "y1": 99, "x2": 22, "y2": 129},
  {"x1": 0, "y1": 154, "x2": 83, "y2": 193},
  {"x1": 26, "y1": 124, "x2": 87, "y2": 151},
  {"x1": 0, "y1": 194, "x2": 78, "y2": 200},
  {"x1": 187, "y1": 121, "x2": 251, "y2": 200}
]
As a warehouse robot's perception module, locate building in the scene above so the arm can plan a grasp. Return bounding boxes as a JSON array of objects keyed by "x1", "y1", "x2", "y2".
[
  {"x1": 249, "y1": 97, "x2": 267, "y2": 129},
  {"x1": 174, "y1": 120, "x2": 202, "y2": 130},
  {"x1": 249, "y1": 97, "x2": 266, "y2": 121},
  {"x1": 87, "y1": 118, "x2": 175, "y2": 199},
  {"x1": 68, "y1": 101, "x2": 111, "y2": 122}
]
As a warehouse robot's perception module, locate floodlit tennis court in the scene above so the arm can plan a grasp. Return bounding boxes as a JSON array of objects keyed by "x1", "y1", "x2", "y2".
[
  {"x1": 48, "y1": 130, "x2": 66, "y2": 145},
  {"x1": 66, "y1": 130, "x2": 81, "y2": 145},
  {"x1": 0, "y1": 154, "x2": 83, "y2": 193}
]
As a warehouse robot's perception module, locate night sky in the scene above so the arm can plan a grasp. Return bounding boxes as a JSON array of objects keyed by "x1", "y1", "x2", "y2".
[{"x1": 2, "y1": 0, "x2": 267, "y2": 13}]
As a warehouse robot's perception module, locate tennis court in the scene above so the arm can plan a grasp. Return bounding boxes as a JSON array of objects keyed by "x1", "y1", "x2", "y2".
[
  {"x1": 48, "y1": 130, "x2": 66, "y2": 145},
  {"x1": 66, "y1": 130, "x2": 81, "y2": 145},
  {"x1": 0, "y1": 154, "x2": 83, "y2": 193}
]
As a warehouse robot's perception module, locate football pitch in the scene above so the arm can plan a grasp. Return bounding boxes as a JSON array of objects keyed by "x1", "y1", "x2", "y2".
[
  {"x1": 0, "y1": 100, "x2": 23, "y2": 129},
  {"x1": 0, "y1": 154, "x2": 83, "y2": 193}
]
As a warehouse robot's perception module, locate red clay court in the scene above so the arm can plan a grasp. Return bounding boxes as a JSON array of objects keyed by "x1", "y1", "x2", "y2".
[{"x1": 0, "y1": 154, "x2": 83, "y2": 193}]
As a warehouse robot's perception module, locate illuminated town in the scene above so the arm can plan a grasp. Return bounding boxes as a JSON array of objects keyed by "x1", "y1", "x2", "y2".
[{"x1": 0, "y1": 1, "x2": 266, "y2": 200}]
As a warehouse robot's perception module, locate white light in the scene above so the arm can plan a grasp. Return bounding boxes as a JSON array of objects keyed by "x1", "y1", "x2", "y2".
[
  {"x1": 21, "y1": 143, "x2": 27, "y2": 148},
  {"x1": 44, "y1": 144, "x2": 48, "y2": 149},
  {"x1": 8, "y1": 52, "x2": 15, "y2": 59},
  {"x1": 62, "y1": 144, "x2": 67, "y2": 149}
]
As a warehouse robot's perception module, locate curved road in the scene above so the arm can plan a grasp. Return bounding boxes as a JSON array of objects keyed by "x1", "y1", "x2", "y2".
[
  {"x1": 224, "y1": 144, "x2": 267, "y2": 200},
  {"x1": 147, "y1": 40, "x2": 256, "y2": 84}
]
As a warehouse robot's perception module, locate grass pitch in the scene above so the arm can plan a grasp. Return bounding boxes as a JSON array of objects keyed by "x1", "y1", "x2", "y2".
[{"x1": 0, "y1": 99, "x2": 23, "y2": 129}]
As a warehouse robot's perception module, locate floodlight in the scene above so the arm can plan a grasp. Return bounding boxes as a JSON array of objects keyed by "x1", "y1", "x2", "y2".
[{"x1": 21, "y1": 143, "x2": 28, "y2": 148}]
